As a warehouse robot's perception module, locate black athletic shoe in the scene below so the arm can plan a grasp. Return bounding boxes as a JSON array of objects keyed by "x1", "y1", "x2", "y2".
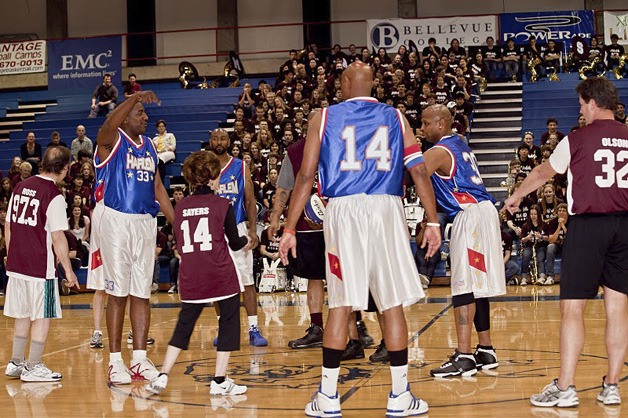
[
  {"x1": 474, "y1": 346, "x2": 498, "y2": 370},
  {"x1": 430, "y1": 350, "x2": 477, "y2": 378},
  {"x1": 369, "y1": 339, "x2": 389, "y2": 363},
  {"x1": 287, "y1": 324, "x2": 323, "y2": 349},
  {"x1": 357, "y1": 321, "x2": 374, "y2": 348},
  {"x1": 341, "y1": 339, "x2": 365, "y2": 361}
]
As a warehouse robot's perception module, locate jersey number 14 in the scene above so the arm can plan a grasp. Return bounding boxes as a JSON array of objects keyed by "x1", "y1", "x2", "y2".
[
  {"x1": 180, "y1": 219, "x2": 212, "y2": 254},
  {"x1": 340, "y1": 126, "x2": 391, "y2": 171}
]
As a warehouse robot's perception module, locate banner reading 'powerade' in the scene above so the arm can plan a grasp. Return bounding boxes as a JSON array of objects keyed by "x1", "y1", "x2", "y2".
[
  {"x1": 500, "y1": 10, "x2": 595, "y2": 49},
  {"x1": 48, "y1": 36, "x2": 121, "y2": 90}
]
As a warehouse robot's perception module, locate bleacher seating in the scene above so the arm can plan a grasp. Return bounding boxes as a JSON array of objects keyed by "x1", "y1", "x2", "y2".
[
  {"x1": 522, "y1": 72, "x2": 628, "y2": 144},
  {"x1": 0, "y1": 80, "x2": 265, "y2": 177}
]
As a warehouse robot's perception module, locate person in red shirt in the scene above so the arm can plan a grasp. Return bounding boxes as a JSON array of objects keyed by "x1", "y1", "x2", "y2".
[
  {"x1": 123, "y1": 73, "x2": 142, "y2": 99},
  {"x1": 145, "y1": 150, "x2": 251, "y2": 397}
]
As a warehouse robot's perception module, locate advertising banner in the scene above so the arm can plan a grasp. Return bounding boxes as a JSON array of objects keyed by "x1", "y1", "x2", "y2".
[
  {"x1": 48, "y1": 36, "x2": 121, "y2": 90},
  {"x1": 367, "y1": 16, "x2": 498, "y2": 54},
  {"x1": 499, "y1": 10, "x2": 595, "y2": 49},
  {"x1": 0, "y1": 40, "x2": 46, "y2": 75},
  {"x1": 603, "y1": 11, "x2": 628, "y2": 46}
]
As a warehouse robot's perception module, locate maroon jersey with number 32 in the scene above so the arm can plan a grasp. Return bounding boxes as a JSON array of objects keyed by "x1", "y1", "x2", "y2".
[
  {"x1": 174, "y1": 193, "x2": 240, "y2": 300},
  {"x1": 551, "y1": 119, "x2": 628, "y2": 215}
]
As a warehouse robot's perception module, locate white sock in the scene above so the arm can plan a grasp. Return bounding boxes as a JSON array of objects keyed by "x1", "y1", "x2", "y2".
[
  {"x1": 109, "y1": 352, "x2": 122, "y2": 363},
  {"x1": 93, "y1": 329, "x2": 102, "y2": 336},
  {"x1": 390, "y1": 365, "x2": 409, "y2": 395},
  {"x1": 320, "y1": 366, "x2": 339, "y2": 397},
  {"x1": 132, "y1": 350, "x2": 147, "y2": 361},
  {"x1": 248, "y1": 315, "x2": 258, "y2": 329}
]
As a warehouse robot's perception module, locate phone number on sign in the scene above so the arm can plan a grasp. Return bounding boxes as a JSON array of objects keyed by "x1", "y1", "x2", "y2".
[{"x1": 0, "y1": 59, "x2": 44, "y2": 68}]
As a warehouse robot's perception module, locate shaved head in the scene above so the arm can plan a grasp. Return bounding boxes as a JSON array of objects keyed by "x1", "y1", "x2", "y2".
[
  {"x1": 423, "y1": 104, "x2": 452, "y2": 124},
  {"x1": 209, "y1": 128, "x2": 230, "y2": 156},
  {"x1": 341, "y1": 61, "x2": 374, "y2": 100},
  {"x1": 421, "y1": 104, "x2": 453, "y2": 143}
]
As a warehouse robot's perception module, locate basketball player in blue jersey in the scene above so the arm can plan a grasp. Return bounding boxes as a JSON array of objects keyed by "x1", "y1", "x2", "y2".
[
  {"x1": 87, "y1": 90, "x2": 175, "y2": 384},
  {"x1": 279, "y1": 61, "x2": 441, "y2": 417},
  {"x1": 208, "y1": 129, "x2": 267, "y2": 346},
  {"x1": 420, "y1": 104, "x2": 506, "y2": 378}
]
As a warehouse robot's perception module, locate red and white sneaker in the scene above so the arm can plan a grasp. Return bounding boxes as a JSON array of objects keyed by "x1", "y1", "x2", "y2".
[
  {"x1": 108, "y1": 359, "x2": 132, "y2": 385},
  {"x1": 129, "y1": 358, "x2": 159, "y2": 381}
]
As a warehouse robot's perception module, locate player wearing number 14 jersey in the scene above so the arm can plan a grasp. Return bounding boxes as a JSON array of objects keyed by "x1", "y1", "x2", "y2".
[
  {"x1": 421, "y1": 104, "x2": 505, "y2": 378},
  {"x1": 145, "y1": 150, "x2": 250, "y2": 398}
]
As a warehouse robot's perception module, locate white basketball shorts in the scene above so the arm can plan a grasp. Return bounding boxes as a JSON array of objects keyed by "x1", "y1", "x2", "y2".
[
  {"x1": 228, "y1": 222, "x2": 254, "y2": 288},
  {"x1": 3, "y1": 277, "x2": 62, "y2": 320},
  {"x1": 323, "y1": 194, "x2": 425, "y2": 312},
  {"x1": 449, "y1": 200, "x2": 507, "y2": 298},
  {"x1": 87, "y1": 203, "x2": 157, "y2": 299}
]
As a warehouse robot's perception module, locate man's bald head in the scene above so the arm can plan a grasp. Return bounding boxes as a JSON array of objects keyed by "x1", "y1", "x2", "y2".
[
  {"x1": 423, "y1": 104, "x2": 452, "y2": 123},
  {"x1": 341, "y1": 61, "x2": 374, "y2": 100},
  {"x1": 421, "y1": 104, "x2": 453, "y2": 143}
]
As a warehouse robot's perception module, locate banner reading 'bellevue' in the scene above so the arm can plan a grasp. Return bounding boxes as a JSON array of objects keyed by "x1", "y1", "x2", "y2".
[
  {"x1": 367, "y1": 16, "x2": 498, "y2": 54},
  {"x1": 48, "y1": 36, "x2": 121, "y2": 90}
]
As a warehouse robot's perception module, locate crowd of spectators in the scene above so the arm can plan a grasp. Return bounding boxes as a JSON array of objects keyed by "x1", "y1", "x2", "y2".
[
  {"x1": 178, "y1": 40, "x2": 485, "y2": 287},
  {"x1": 479, "y1": 33, "x2": 626, "y2": 82},
  {"x1": 1, "y1": 35, "x2": 625, "y2": 294},
  {"x1": 185, "y1": 38, "x2": 625, "y2": 290}
]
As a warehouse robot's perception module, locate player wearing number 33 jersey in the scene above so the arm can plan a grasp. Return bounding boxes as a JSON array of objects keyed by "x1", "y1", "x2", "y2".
[
  {"x1": 87, "y1": 127, "x2": 160, "y2": 299},
  {"x1": 93, "y1": 127, "x2": 160, "y2": 216}
]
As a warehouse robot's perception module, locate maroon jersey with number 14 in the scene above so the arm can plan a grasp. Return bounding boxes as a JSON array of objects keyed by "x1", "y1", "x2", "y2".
[{"x1": 174, "y1": 193, "x2": 241, "y2": 301}]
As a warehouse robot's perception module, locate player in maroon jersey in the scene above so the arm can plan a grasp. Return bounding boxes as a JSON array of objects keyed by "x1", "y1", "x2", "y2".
[
  {"x1": 4, "y1": 146, "x2": 78, "y2": 382},
  {"x1": 505, "y1": 77, "x2": 628, "y2": 408},
  {"x1": 145, "y1": 150, "x2": 251, "y2": 397}
]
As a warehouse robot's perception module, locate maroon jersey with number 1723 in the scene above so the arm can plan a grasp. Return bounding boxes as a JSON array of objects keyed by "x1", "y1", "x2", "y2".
[
  {"x1": 174, "y1": 193, "x2": 240, "y2": 301},
  {"x1": 6, "y1": 176, "x2": 67, "y2": 280}
]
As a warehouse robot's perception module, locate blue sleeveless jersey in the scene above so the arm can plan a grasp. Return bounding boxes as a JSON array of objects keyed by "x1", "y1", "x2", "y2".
[
  {"x1": 319, "y1": 98, "x2": 405, "y2": 197},
  {"x1": 429, "y1": 135, "x2": 495, "y2": 218},
  {"x1": 217, "y1": 157, "x2": 247, "y2": 224},
  {"x1": 94, "y1": 128, "x2": 160, "y2": 217}
]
